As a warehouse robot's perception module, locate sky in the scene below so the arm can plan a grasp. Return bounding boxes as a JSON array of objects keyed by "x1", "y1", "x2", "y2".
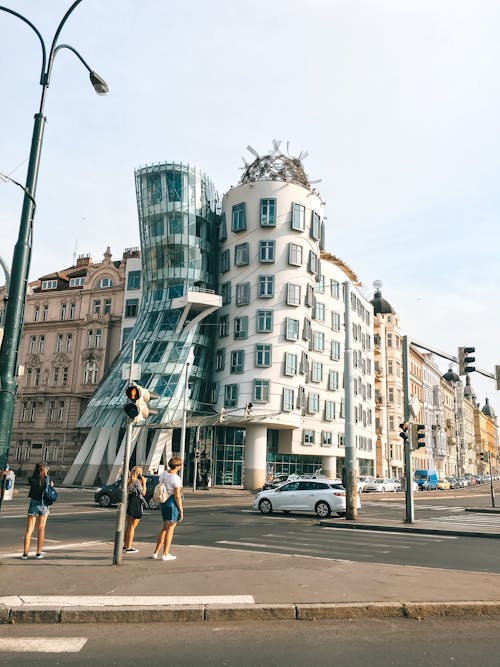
[{"x1": 1, "y1": 0, "x2": 499, "y2": 414}]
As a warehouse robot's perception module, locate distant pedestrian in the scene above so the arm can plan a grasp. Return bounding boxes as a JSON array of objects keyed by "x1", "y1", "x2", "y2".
[
  {"x1": 151, "y1": 457, "x2": 184, "y2": 561},
  {"x1": 22, "y1": 461, "x2": 55, "y2": 560},
  {"x1": 123, "y1": 466, "x2": 147, "y2": 554}
]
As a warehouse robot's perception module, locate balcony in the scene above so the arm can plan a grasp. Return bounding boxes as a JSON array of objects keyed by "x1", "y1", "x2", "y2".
[{"x1": 172, "y1": 289, "x2": 222, "y2": 334}]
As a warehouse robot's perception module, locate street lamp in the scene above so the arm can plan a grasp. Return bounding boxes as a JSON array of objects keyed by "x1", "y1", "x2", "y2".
[{"x1": 0, "y1": 1, "x2": 108, "y2": 471}]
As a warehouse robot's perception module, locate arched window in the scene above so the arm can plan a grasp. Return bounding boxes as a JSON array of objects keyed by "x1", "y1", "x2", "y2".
[{"x1": 98, "y1": 277, "x2": 113, "y2": 289}]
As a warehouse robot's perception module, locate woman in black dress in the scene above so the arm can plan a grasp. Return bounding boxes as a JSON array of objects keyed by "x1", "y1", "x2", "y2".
[{"x1": 123, "y1": 466, "x2": 146, "y2": 553}]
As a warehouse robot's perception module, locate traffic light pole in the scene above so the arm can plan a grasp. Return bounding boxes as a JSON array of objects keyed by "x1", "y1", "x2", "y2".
[
  {"x1": 489, "y1": 452, "x2": 496, "y2": 508},
  {"x1": 402, "y1": 336, "x2": 415, "y2": 524},
  {"x1": 343, "y1": 282, "x2": 358, "y2": 520},
  {"x1": 113, "y1": 340, "x2": 136, "y2": 565}
]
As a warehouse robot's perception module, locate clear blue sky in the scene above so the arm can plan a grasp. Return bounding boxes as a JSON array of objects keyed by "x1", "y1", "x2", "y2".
[{"x1": 1, "y1": 0, "x2": 499, "y2": 413}]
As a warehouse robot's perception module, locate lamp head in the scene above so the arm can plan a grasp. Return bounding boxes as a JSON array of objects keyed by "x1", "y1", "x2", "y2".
[{"x1": 89, "y1": 70, "x2": 109, "y2": 95}]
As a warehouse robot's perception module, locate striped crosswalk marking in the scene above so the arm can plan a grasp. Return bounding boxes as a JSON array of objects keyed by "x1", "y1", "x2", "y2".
[
  {"x1": 0, "y1": 638, "x2": 87, "y2": 653},
  {"x1": 1, "y1": 595, "x2": 255, "y2": 608}
]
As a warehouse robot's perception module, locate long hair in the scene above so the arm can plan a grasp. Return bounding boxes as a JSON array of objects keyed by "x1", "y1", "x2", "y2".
[
  {"x1": 31, "y1": 461, "x2": 49, "y2": 486},
  {"x1": 128, "y1": 466, "x2": 145, "y2": 493}
]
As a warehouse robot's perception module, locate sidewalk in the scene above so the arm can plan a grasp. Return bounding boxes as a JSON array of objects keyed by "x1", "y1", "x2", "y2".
[{"x1": 2, "y1": 516, "x2": 500, "y2": 623}]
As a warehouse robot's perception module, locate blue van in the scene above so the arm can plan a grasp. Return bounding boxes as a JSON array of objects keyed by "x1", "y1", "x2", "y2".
[{"x1": 414, "y1": 470, "x2": 438, "y2": 490}]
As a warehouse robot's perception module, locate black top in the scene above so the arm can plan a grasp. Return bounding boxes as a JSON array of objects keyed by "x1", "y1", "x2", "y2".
[{"x1": 28, "y1": 476, "x2": 46, "y2": 501}]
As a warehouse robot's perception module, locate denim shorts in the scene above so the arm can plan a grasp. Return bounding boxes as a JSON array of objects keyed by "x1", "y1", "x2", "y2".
[
  {"x1": 160, "y1": 495, "x2": 179, "y2": 522},
  {"x1": 27, "y1": 499, "x2": 49, "y2": 516}
]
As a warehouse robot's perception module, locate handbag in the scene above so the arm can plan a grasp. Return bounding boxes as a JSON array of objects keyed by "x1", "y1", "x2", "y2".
[
  {"x1": 153, "y1": 481, "x2": 168, "y2": 504},
  {"x1": 127, "y1": 491, "x2": 143, "y2": 519},
  {"x1": 42, "y1": 476, "x2": 58, "y2": 506}
]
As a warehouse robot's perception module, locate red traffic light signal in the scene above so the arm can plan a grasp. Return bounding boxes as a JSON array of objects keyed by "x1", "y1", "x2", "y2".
[{"x1": 125, "y1": 385, "x2": 140, "y2": 402}]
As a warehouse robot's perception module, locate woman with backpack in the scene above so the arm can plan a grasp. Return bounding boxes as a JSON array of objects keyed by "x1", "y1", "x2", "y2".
[
  {"x1": 151, "y1": 457, "x2": 184, "y2": 561},
  {"x1": 123, "y1": 466, "x2": 147, "y2": 553},
  {"x1": 22, "y1": 461, "x2": 56, "y2": 560}
]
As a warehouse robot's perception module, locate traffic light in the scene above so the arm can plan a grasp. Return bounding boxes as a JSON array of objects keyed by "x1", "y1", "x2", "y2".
[
  {"x1": 219, "y1": 408, "x2": 226, "y2": 423},
  {"x1": 244, "y1": 402, "x2": 253, "y2": 419},
  {"x1": 399, "y1": 422, "x2": 408, "y2": 442},
  {"x1": 480, "y1": 452, "x2": 486, "y2": 463},
  {"x1": 415, "y1": 424, "x2": 426, "y2": 449},
  {"x1": 495, "y1": 365, "x2": 500, "y2": 391},
  {"x1": 458, "y1": 346, "x2": 475, "y2": 375},
  {"x1": 123, "y1": 384, "x2": 158, "y2": 423}
]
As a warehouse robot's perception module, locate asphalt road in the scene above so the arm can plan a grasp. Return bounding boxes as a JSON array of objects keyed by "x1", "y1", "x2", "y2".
[
  {"x1": 2, "y1": 618, "x2": 500, "y2": 666},
  {"x1": 2, "y1": 486, "x2": 500, "y2": 573}
]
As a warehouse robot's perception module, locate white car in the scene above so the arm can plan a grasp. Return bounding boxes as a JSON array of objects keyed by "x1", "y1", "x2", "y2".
[
  {"x1": 358, "y1": 476, "x2": 376, "y2": 493},
  {"x1": 364, "y1": 478, "x2": 398, "y2": 493},
  {"x1": 253, "y1": 479, "x2": 361, "y2": 518}
]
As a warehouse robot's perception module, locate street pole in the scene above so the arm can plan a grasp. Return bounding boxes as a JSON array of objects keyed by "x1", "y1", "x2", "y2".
[
  {"x1": 0, "y1": 2, "x2": 108, "y2": 472},
  {"x1": 402, "y1": 335, "x2": 414, "y2": 523},
  {"x1": 192, "y1": 425, "x2": 201, "y2": 493},
  {"x1": 489, "y1": 452, "x2": 496, "y2": 508},
  {"x1": 343, "y1": 281, "x2": 358, "y2": 520},
  {"x1": 113, "y1": 340, "x2": 135, "y2": 565},
  {"x1": 179, "y1": 349, "x2": 194, "y2": 486}
]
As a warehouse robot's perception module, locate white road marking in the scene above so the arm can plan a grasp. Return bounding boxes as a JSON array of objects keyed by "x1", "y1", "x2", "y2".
[
  {"x1": 0, "y1": 637, "x2": 87, "y2": 653},
  {"x1": 320, "y1": 527, "x2": 458, "y2": 539},
  {"x1": 1, "y1": 595, "x2": 254, "y2": 608},
  {"x1": 0, "y1": 541, "x2": 106, "y2": 559}
]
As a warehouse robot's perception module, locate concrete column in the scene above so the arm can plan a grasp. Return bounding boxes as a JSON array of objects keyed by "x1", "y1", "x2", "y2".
[
  {"x1": 322, "y1": 455, "x2": 336, "y2": 480},
  {"x1": 244, "y1": 424, "x2": 267, "y2": 490}
]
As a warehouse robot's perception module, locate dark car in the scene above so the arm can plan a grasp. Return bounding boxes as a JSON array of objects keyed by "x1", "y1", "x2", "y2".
[{"x1": 94, "y1": 474, "x2": 159, "y2": 509}]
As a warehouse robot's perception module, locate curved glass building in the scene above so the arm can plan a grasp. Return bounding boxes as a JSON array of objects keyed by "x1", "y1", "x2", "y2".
[{"x1": 64, "y1": 163, "x2": 221, "y2": 485}]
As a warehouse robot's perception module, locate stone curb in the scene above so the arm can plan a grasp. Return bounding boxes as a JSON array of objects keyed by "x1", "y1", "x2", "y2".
[
  {"x1": 319, "y1": 521, "x2": 500, "y2": 539},
  {"x1": 4, "y1": 601, "x2": 500, "y2": 624},
  {"x1": 465, "y1": 508, "x2": 500, "y2": 515}
]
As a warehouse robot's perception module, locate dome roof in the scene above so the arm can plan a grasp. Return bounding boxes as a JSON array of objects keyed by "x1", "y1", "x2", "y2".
[
  {"x1": 482, "y1": 398, "x2": 496, "y2": 419},
  {"x1": 239, "y1": 142, "x2": 312, "y2": 188},
  {"x1": 442, "y1": 368, "x2": 460, "y2": 384},
  {"x1": 370, "y1": 286, "x2": 395, "y2": 316}
]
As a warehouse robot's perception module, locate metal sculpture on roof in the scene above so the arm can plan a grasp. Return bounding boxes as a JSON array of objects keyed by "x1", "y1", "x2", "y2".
[{"x1": 239, "y1": 139, "x2": 314, "y2": 188}]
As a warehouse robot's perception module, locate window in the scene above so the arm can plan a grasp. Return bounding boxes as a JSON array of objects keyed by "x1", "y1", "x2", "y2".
[
  {"x1": 300, "y1": 351, "x2": 309, "y2": 377},
  {"x1": 302, "y1": 318, "x2": 311, "y2": 341},
  {"x1": 286, "y1": 283, "x2": 301, "y2": 306},
  {"x1": 147, "y1": 172, "x2": 162, "y2": 203},
  {"x1": 291, "y1": 203, "x2": 305, "y2": 231},
  {"x1": 285, "y1": 352, "x2": 298, "y2": 376},
  {"x1": 285, "y1": 318, "x2": 299, "y2": 341},
  {"x1": 255, "y1": 344, "x2": 272, "y2": 367},
  {"x1": 219, "y1": 212, "x2": 227, "y2": 240},
  {"x1": 221, "y1": 282, "x2": 232, "y2": 305},
  {"x1": 34, "y1": 305, "x2": 40, "y2": 322},
  {"x1": 41, "y1": 280, "x2": 57, "y2": 290},
  {"x1": 95, "y1": 329, "x2": 102, "y2": 348},
  {"x1": 288, "y1": 243, "x2": 303, "y2": 266},
  {"x1": 308, "y1": 250, "x2": 320, "y2": 275},
  {"x1": 33, "y1": 367, "x2": 40, "y2": 388},
  {"x1": 311, "y1": 361, "x2": 323, "y2": 382},
  {"x1": 220, "y1": 249, "x2": 230, "y2": 273},
  {"x1": 254, "y1": 379, "x2": 269, "y2": 402},
  {"x1": 93, "y1": 299, "x2": 101, "y2": 315},
  {"x1": 305, "y1": 284, "x2": 314, "y2": 307},
  {"x1": 283, "y1": 388, "x2": 294, "y2": 412},
  {"x1": 60, "y1": 303, "x2": 66, "y2": 320},
  {"x1": 310, "y1": 211, "x2": 321, "y2": 240},
  {"x1": 69, "y1": 276, "x2": 84, "y2": 287},
  {"x1": 324, "y1": 400, "x2": 335, "y2": 421},
  {"x1": 387, "y1": 333, "x2": 393, "y2": 347},
  {"x1": 234, "y1": 316, "x2": 248, "y2": 339},
  {"x1": 127, "y1": 270, "x2": 141, "y2": 290},
  {"x1": 224, "y1": 384, "x2": 239, "y2": 407},
  {"x1": 315, "y1": 275, "x2": 325, "y2": 293},
  {"x1": 256, "y1": 310, "x2": 273, "y2": 333},
  {"x1": 69, "y1": 302, "x2": 75, "y2": 319},
  {"x1": 166, "y1": 170, "x2": 183, "y2": 201},
  {"x1": 328, "y1": 370, "x2": 339, "y2": 390},
  {"x1": 83, "y1": 361, "x2": 98, "y2": 384},
  {"x1": 104, "y1": 298, "x2": 112, "y2": 314},
  {"x1": 29, "y1": 336, "x2": 35, "y2": 353},
  {"x1": 321, "y1": 431, "x2": 332, "y2": 447},
  {"x1": 216, "y1": 349, "x2": 225, "y2": 372},
  {"x1": 87, "y1": 329, "x2": 93, "y2": 348},
  {"x1": 125, "y1": 299, "x2": 139, "y2": 318},
  {"x1": 314, "y1": 302, "x2": 325, "y2": 322},
  {"x1": 232, "y1": 203, "x2": 246, "y2": 232},
  {"x1": 258, "y1": 275, "x2": 274, "y2": 298},
  {"x1": 56, "y1": 334, "x2": 63, "y2": 352},
  {"x1": 235, "y1": 282, "x2": 250, "y2": 306},
  {"x1": 303, "y1": 430, "x2": 315, "y2": 445},
  {"x1": 330, "y1": 280, "x2": 340, "y2": 298},
  {"x1": 219, "y1": 314, "x2": 229, "y2": 337},
  {"x1": 42, "y1": 304, "x2": 48, "y2": 321},
  {"x1": 38, "y1": 335, "x2": 45, "y2": 353},
  {"x1": 58, "y1": 401, "x2": 65, "y2": 421},
  {"x1": 259, "y1": 240, "x2": 275, "y2": 263},
  {"x1": 297, "y1": 386, "x2": 306, "y2": 409},
  {"x1": 260, "y1": 198, "x2": 276, "y2": 227},
  {"x1": 332, "y1": 312, "x2": 340, "y2": 331},
  {"x1": 234, "y1": 243, "x2": 249, "y2": 266},
  {"x1": 308, "y1": 393, "x2": 320, "y2": 413},
  {"x1": 388, "y1": 360, "x2": 393, "y2": 375},
  {"x1": 21, "y1": 401, "x2": 36, "y2": 422},
  {"x1": 48, "y1": 401, "x2": 56, "y2": 422},
  {"x1": 312, "y1": 331, "x2": 325, "y2": 352},
  {"x1": 98, "y1": 277, "x2": 113, "y2": 289},
  {"x1": 52, "y1": 367, "x2": 59, "y2": 385},
  {"x1": 25, "y1": 368, "x2": 32, "y2": 386},
  {"x1": 331, "y1": 341, "x2": 340, "y2": 361},
  {"x1": 230, "y1": 350, "x2": 245, "y2": 374}
]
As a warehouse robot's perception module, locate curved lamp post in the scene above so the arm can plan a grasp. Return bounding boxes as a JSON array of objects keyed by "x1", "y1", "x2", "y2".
[{"x1": 0, "y1": 1, "x2": 108, "y2": 471}]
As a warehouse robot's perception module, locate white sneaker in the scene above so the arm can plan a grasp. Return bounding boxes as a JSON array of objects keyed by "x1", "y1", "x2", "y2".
[
  {"x1": 151, "y1": 553, "x2": 158, "y2": 560},
  {"x1": 162, "y1": 553, "x2": 176, "y2": 561}
]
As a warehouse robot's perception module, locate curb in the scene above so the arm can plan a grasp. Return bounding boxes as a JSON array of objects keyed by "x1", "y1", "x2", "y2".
[
  {"x1": 319, "y1": 521, "x2": 500, "y2": 539},
  {"x1": 465, "y1": 508, "x2": 500, "y2": 515},
  {"x1": 4, "y1": 601, "x2": 500, "y2": 624}
]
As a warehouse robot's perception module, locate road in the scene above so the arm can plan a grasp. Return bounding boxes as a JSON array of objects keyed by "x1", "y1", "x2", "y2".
[
  {"x1": 1, "y1": 485, "x2": 500, "y2": 573},
  {"x1": 2, "y1": 618, "x2": 500, "y2": 666}
]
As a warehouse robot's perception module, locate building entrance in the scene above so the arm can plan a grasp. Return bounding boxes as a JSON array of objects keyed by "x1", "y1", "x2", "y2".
[{"x1": 215, "y1": 427, "x2": 244, "y2": 486}]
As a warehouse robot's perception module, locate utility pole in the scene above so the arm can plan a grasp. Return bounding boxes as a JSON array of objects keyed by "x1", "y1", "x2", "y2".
[
  {"x1": 402, "y1": 335, "x2": 415, "y2": 523},
  {"x1": 343, "y1": 281, "x2": 358, "y2": 520},
  {"x1": 488, "y1": 452, "x2": 496, "y2": 508},
  {"x1": 179, "y1": 349, "x2": 194, "y2": 486}
]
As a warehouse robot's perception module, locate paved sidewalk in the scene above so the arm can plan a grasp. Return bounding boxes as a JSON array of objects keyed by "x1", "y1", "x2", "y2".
[{"x1": 2, "y1": 526, "x2": 500, "y2": 623}]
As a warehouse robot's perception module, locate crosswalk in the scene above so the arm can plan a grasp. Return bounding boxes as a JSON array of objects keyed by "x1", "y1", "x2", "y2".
[
  {"x1": 362, "y1": 501, "x2": 464, "y2": 512},
  {"x1": 0, "y1": 638, "x2": 87, "y2": 653},
  {"x1": 424, "y1": 514, "x2": 500, "y2": 528}
]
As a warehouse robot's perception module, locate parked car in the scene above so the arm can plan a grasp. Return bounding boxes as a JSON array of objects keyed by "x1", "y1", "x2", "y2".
[
  {"x1": 364, "y1": 478, "x2": 398, "y2": 493},
  {"x1": 253, "y1": 479, "x2": 361, "y2": 518},
  {"x1": 445, "y1": 476, "x2": 458, "y2": 489},
  {"x1": 262, "y1": 474, "x2": 290, "y2": 490},
  {"x1": 414, "y1": 469, "x2": 438, "y2": 491},
  {"x1": 94, "y1": 474, "x2": 159, "y2": 509},
  {"x1": 358, "y1": 476, "x2": 376, "y2": 493},
  {"x1": 437, "y1": 478, "x2": 451, "y2": 490}
]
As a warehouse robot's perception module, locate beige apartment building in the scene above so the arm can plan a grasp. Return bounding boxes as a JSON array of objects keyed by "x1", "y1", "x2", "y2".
[{"x1": 0, "y1": 247, "x2": 138, "y2": 480}]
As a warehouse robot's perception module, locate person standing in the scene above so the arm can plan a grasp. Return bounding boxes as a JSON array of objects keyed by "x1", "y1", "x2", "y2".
[
  {"x1": 151, "y1": 457, "x2": 183, "y2": 561},
  {"x1": 22, "y1": 461, "x2": 54, "y2": 560},
  {"x1": 123, "y1": 466, "x2": 147, "y2": 554}
]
